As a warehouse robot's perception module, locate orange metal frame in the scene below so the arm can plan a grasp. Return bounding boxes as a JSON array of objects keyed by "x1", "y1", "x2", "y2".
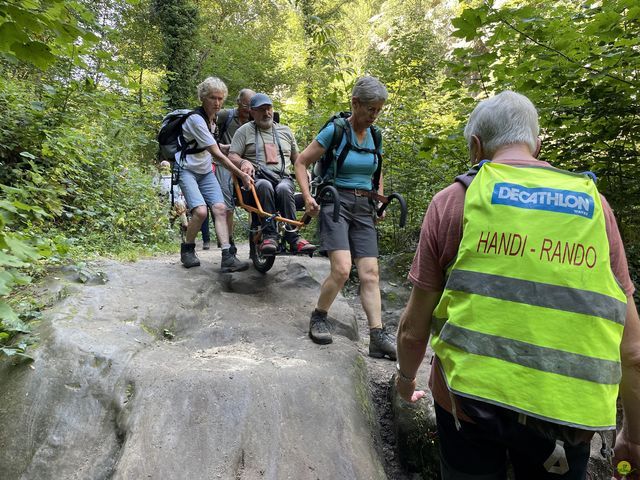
[{"x1": 233, "y1": 176, "x2": 306, "y2": 229}]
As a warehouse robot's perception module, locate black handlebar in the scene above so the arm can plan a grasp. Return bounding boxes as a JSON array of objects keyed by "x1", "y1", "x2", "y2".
[
  {"x1": 377, "y1": 192, "x2": 407, "y2": 228},
  {"x1": 301, "y1": 185, "x2": 341, "y2": 225},
  {"x1": 317, "y1": 185, "x2": 341, "y2": 223}
]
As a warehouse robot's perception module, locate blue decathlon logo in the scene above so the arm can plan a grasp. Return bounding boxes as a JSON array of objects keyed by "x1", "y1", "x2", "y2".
[{"x1": 491, "y1": 183, "x2": 594, "y2": 218}]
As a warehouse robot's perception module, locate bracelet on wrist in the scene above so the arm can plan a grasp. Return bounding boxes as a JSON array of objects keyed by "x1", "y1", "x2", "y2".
[{"x1": 396, "y1": 363, "x2": 415, "y2": 383}]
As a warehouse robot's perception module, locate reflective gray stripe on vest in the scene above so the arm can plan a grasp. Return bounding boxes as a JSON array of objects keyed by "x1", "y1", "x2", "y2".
[
  {"x1": 446, "y1": 270, "x2": 626, "y2": 325},
  {"x1": 439, "y1": 323, "x2": 621, "y2": 384},
  {"x1": 432, "y1": 316, "x2": 447, "y2": 335}
]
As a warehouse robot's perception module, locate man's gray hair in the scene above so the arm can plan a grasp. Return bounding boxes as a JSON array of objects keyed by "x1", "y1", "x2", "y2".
[
  {"x1": 352, "y1": 76, "x2": 388, "y2": 103},
  {"x1": 236, "y1": 88, "x2": 256, "y2": 105},
  {"x1": 197, "y1": 77, "x2": 228, "y2": 101},
  {"x1": 464, "y1": 90, "x2": 539, "y2": 158}
]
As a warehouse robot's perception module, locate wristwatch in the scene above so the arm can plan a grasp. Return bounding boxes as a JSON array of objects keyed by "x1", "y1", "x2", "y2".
[{"x1": 396, "y1": 363, "x2": 415, "y2": 382}]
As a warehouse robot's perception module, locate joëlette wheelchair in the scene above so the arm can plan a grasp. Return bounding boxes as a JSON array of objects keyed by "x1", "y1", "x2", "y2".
[{"x1": 232, "y1": 174, "x2": 408, "y2": 274}]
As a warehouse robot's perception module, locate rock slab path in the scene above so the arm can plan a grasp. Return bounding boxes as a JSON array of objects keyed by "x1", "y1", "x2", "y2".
[{"x1": 0, "y1": 247, "x2": 392, "y2": 480}]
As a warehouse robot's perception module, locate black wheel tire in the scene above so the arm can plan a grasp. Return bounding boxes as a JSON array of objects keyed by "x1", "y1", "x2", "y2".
[{"x1": 249, "y1": 234, "x2": 275, "y2": 274}]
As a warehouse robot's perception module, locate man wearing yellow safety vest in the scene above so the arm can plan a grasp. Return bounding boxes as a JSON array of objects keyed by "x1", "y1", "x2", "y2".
[{"x1": 396, "y1": 91, "x2": 640, "y2": 480}]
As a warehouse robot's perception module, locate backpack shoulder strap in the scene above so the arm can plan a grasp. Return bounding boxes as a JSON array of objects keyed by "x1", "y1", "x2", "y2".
[
  {"x1": 333, "y1": 116, "x2": 352, "y2": 174},
  {"x1": 272, "y1": 124, "x2": 287, "y2": 173},
  {"x1": 316, "y1": 115, "x2": 346, "y2": 180},
  {"x1": 193, "y1": 106, "x2": 209, "y2": 129},
  {"x1": 224, "y1": 109, "x2": 234, "y2": 128},
  {"x1": 370, "y1": 125, "x2": 383, "y2": 191},
  {"x1": 180, "y1": 107, "x2": 210, "y2": 157},
  {"x1": 454, "y1": 163, "x2": 483, "y2": 189}
]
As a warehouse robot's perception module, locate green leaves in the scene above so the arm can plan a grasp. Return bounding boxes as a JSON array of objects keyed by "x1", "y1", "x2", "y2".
[
  {"x1": 452, "y1": 6, "x2": 486, "y2": 41},
  {"x1": 0, "y1": 21, "x2": 28, "y2": 50},
  {"x1": 0, "y1": 0, "x2": 98, "y2": 70},
  {"x1": 443, "y1": 0, "x2": 640, "y2": 285},
  {"x1": 12, "y1": 41, "x2": 56, "y2": 70}
]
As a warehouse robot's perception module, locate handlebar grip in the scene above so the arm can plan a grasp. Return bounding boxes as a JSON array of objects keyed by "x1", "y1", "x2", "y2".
[
  {"x1": 317, "y1": 185, "x2": 341, "y2": 223},
  {"x1": 377, "y1": 192, "x2": 407, "y2": 228}
]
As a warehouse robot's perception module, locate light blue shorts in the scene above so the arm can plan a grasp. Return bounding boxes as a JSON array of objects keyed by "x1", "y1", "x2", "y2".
[{"x1": 178, "y1": 168, "x2": 224, "y2": 211}]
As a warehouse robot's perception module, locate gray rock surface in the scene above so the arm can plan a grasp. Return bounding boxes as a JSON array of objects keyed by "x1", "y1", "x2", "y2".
[
  {"x1": 1, "y1": 245, "x2": 613, "y2": 480},
  {"x1": 0, "y1": 246, "x2": 386, "y2": 480}
]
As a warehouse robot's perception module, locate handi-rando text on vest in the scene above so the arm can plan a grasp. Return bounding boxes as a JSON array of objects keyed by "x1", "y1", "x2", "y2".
[{"x1": 431, "y1": 162, "x2": 627, "y2": 430}]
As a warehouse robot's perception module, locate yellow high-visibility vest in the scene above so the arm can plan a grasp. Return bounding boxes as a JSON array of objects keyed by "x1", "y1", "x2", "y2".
[{"x1": 432, "y1": 162, "x2": 627, "y2": 430}]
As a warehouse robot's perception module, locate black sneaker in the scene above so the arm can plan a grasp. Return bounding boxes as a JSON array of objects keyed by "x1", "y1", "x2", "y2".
[
  {"x1": 220, "y1": 251, "x2": 249, "y2": 273},
  {"x1": 180, "y1": 242, "x2": 200, "y2": 268},
  {"x1": 309, "y1": 309, "x2": 332, "y2": 345},
  {"x1": 369, "y1": 326, "x2": 396, "y2": 360}
]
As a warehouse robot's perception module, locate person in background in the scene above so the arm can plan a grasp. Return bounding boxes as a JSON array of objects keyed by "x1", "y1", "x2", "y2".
[
  {"x1": 153, "y1": 160, "x2": 188, "y2": 230},
  {"x1": 395, "y1": 90, "x2": 640, "y2": 479},
  {"x1": 153, "y1": 160, "x2": 172, "y2": 197},
  {"x1": 294, "y1": 76, "x2": 396, "y2": 360},
  {"x1": 176, "y1": 76, "x2": 252, "y2": 271}
]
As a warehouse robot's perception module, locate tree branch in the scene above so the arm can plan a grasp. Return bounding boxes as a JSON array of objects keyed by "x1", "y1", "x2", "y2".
[{"x1": 487, "y1": 3, "x2": 636, "y2": 88}]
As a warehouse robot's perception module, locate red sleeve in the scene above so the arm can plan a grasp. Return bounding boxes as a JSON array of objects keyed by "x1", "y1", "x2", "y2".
[
  {"x1": 408, "y1": 183, "x2": 466, "y2": 291},
  {"x1": 602, "y1": 195, "x2": 635, "y2": 296}
]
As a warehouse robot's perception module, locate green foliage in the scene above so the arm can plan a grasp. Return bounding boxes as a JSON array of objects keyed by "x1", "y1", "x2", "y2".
[
  {"x1": 196, "y1": 0, "x2": 287, "y2": 97},
  {"x1": 0, "y1": 0, "x2": 171, "y2": 360},
  {"x1": 444, "y1": 0, "x2": 640, "y2": 264},
  {"x1": 152, "y1": 0, "x2": 201, "y2": 108},
  {"x1": 365, "y1": 0, "x2": 468, "y2": 253},
  {"x1": 0, "y1": 0, "x2": 99, "y2": 70}
]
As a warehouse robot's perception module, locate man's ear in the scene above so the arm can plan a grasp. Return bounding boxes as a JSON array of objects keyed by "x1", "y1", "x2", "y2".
[
  {"x1": 471, "y1": 135, "x2": 483, "y2": 162},
  {"x1": 533, "y1": 137, "x2": 541, "y2": 158}
]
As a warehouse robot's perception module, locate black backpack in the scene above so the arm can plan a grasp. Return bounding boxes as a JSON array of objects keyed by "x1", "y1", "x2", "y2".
[
  {"x1": 312, "y1": 112, "x2": 383, "y2": 191},
  {"x1": 157, "y1": 107, "x2": 209, "y2": 162}
]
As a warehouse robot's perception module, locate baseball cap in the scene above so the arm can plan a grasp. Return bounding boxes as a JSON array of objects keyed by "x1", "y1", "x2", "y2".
[{"x1": 250, "y1": 93, "x2": 273, "y2": 109}]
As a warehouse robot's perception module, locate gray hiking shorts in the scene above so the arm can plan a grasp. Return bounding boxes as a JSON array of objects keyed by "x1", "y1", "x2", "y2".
[{"x1": 319, "y1": 190, "x2": 378, "y2": 258}]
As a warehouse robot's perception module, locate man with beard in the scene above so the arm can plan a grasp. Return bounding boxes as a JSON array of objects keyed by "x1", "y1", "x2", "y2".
[{"x1": 229, "y1": 93, "x2": 316, "y2": 255}]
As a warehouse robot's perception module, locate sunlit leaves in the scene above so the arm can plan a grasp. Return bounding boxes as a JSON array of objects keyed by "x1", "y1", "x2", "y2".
[{"x1": 0, "y1": 0, "x2": 98, "y2": 70}]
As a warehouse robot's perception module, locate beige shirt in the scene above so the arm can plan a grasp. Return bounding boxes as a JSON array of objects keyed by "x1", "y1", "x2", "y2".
[{"x1": 229, "y1": 122, "x2": 298, "y2": 173}]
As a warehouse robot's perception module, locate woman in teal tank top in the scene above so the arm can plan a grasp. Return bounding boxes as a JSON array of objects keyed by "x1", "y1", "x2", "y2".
[{"x1": 294, "y1": 76, "x2": 396, "y2": 360}]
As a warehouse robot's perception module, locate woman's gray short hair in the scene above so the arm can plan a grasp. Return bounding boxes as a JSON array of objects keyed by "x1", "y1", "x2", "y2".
[
  {"x1": 464, "y1": 90, "x2": 539, "y2": 158},
  {"x1": 351, "y1": 76, "x2": 388, "y2": 104},
  {"x1": 197, "y1": 77, "x2": 228, "y2": 101}
]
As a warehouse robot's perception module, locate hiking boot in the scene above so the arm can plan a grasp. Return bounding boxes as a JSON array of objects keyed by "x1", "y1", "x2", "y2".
[
  {"x1": 259, "y1": 238, "x2": 277, "y2": 255},
  {"x1": 369, "y1": 326, "x2": 396, "y2": 360},
  {"x1": 180, "y1": 242, "x2": 200, "y2": 268},
  {"x1": 220, "y1": 250, "x2": 249, "y2": 273},
  {"x1": 203, "y1": 241, "x2": 210, "y2": 250},
  {"x1": 309, "y1": 309, "x2": 332, "y2": 345},
  {"x1": 291, "y1": 238, "x2": 316, "y2": 254},
  {"x1": 229, "y1": 241, "x2": 237, "y2": 256}
]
